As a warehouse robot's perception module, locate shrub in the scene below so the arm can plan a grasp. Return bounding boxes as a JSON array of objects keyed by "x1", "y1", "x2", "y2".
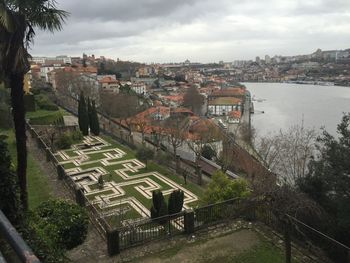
[
  {"x1": 201, "y1": 145, "x2": 216, "y2": 160},
  {"x1": 55, "y1": 132, "x2": 74, "y2": 149},
  {"x1": 204, "y1": 171, "x2": 250, "y2": 204},
  {"x1": 35, "y1": 94, "x2": 59, "y2": 111},
  {"x1": 150, "y1": 190, "x2": 168, "y2": 221},
  {"x1": 34, "y1": 199, "x2": 89, "y2": 250},
  {"x1": 168, "y1": 190, "x2": 184, "y2": 215},
  {"x1": 71, "y1": 129, "x2": 84, "y2": 142}
]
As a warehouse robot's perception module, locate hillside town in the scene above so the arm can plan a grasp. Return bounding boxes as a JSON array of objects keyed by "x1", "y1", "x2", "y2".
[{"x1": 2, "y1": 0, "x2": 350, "y2": 261}]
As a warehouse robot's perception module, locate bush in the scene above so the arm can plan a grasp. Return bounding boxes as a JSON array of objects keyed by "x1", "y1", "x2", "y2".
[
  {"x1": 71, "y1": 129, "x2": 84, "y2": 142},
  {"x1": 55, "y1": 132, "x2": 74, "y2": 149},
  {"x1": 201, "y1": 145, "x2": 216, "y2": 160},
  {"x1": 34, "y1": 200, "x2": 89, "y2": 250},
  {"x1": 204, "y1": 171, "x2": 250, "y2": 204},
  {"x1": 35, "y1": 94, "x2": 59, "y2": 111}
]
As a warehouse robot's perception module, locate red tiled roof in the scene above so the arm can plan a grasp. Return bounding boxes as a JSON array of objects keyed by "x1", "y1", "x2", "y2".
[{"x1": 210, "y1": 87, "x2": 245, "y2": 97}]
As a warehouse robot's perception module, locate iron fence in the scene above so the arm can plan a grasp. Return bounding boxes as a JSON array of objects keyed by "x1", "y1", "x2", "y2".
[{"x1": 119, "y1": 212, "x2": 185, "y2": 250}]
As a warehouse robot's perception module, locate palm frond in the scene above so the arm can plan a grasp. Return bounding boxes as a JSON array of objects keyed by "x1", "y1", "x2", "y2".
[
  {"x1": 29, "y1": 8, "x2": 69, "y2": 32},
  {"x1": 0, "y1": 0, "x2": 16, "y2": 32},
  {"x1": 26, "y1": 0, "x2": 69, "y2": 32}
]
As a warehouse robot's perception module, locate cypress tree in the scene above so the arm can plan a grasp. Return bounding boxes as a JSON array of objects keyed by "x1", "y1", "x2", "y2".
[
  {"x1": 79, "y1": 93, "x2": 89, "y2": 135},
  {"x1": 87, "y1": 97, "x2": 93, "y2": 130},
  {"x1": 78, "y1": 91, "x2": 83, "y2": 131},
  {"x1": 90, "y1": 100, "x2": 100, "y2": 135}
]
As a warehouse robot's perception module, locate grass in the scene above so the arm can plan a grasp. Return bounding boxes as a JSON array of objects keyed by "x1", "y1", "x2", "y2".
[
  {"x1": 133, "y1": 231, "x2": 286, "y2": 263},
  {"x1": 26, "y1": 109, "x2": 64, "y2": 125},
  {"x1": 230, "y1": 241, "x2": 286, "y2": 263},
  {"x1": 0, "y1": 129, "x2": 52, "y2": 209}
]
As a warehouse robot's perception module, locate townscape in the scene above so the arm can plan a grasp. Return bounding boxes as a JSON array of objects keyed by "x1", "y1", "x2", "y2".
[{"x1": 1, "y1": 1, "x2": 350, "y2": 263}]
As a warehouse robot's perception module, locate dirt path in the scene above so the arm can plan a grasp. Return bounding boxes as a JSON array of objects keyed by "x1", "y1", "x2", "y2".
[{"x1": 137, "y1": 229, "x2": 259, "y2": 263}]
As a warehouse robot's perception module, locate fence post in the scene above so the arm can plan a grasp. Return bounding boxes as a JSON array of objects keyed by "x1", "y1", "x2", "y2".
[
  {"x1": 284, "y1": 221, "x2": 292, "y2": 263},
  {"x1": 196, "y1": 164, "x2": 202, "y2": 185},
  {"x1": 184, "y1": 210, "x2": 195, "y2": 234},
  {"x1": 56, "y1": 164, "x2": 65, "y2": 180},
  {"x1": 75, "y1": 186, "x2": 86, "y2": 206},
  {"x1": 107, "y1": 229, "x2": 120, "y2": 256}
]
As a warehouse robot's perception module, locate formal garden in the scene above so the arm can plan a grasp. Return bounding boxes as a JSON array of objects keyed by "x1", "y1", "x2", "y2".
[{"x1": 55, "y1": 135, "x2": 204, "y2": 228}]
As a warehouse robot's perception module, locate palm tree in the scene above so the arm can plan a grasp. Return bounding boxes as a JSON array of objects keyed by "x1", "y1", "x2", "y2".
[{"x1": 0, "y1": 0, "x2": 68, "y2": 211}]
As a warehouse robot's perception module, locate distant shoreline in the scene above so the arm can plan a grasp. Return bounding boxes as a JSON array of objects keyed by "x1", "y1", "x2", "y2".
[{"x1": 241, "y1": 80, "x2": 350, "y2": 88}]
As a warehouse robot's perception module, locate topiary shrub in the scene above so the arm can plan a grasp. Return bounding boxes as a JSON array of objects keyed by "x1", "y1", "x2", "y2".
[
  {"x1": 168, "y1": 190, "x2": 184, "y2": 215},
  {"x1": 34, "y1": 199, "x2": 89, "y2": 250},
  {"x1": 150, "y1": 190, "x2": 168, "y2": 223}
]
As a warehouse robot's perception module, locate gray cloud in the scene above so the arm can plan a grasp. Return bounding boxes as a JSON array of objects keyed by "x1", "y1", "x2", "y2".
[{"x1": 31, "y1": 0, "x2": 350, "y2": 62}]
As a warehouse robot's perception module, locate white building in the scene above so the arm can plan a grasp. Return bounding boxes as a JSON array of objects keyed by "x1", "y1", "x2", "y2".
[
  {"x1": 208, "y1": 97, "x2": 242, "y2": 116},
  {"x1": 131, "y1": 82, "x2": 147, "y2": 95}
]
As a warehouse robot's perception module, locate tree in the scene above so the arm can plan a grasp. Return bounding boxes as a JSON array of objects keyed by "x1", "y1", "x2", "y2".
[
  {"x1": 87, "y1": 97, "x2": 93, "y2": 129},
  {"x1": 0, "y1": 135, "x2": 21, "y2": 223},
  {"x1": 90, "y1": 100, "x2": 100, "y2": 135},
  {"x1": 182, "y1": 86, "x2": 204, "y2": 114},
  {"x1": 100, "y1": 92, "x2": 141, "y2": 138},
  {"x1": 298, "y1": 113, "x2": 350, "y2": 247},
  {"x1": 164, "y1": 116, "x2": 186, "y2": 157},
  {"x1": 78, "y1": 92, "x2": 89, "y2": 135},
  {"x1": 135, "y1": 147, "x2": 154, "y2": 167},
  {"x1": 204, "y1": 171, "x2": 250, "y2": 204},
  {"x1": 150, "y1": 190, "x2": 168, "y2": 219},
  {"x1": 168, "y1": 190, "x2": 184, "y2": 215},
  {"x1": 0, "y1": 0, "x2": 68, "y2": 210},
  {"x1": 256, "y1": 123, "x2": 317, "y2": 186},
  {"x1": 187, "y1": 119, "x2": 221, "y2": 163}
]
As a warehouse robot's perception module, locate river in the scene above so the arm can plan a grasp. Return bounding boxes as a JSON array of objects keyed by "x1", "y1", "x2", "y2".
[{"x1": 242, "y1": 82, "x2": 350, "y2": 137}]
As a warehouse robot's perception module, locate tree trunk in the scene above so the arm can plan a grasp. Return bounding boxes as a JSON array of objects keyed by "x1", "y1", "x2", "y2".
[{"x1": 10, "y1": 73, "x2": 28, "y2": 211}]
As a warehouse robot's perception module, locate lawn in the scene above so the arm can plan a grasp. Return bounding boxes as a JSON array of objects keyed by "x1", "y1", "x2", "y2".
[
  {"x1": 230, "y1": 241, "x2": 286, "y2": 263},
  {"x1": 0, "y1": 129, "x2": 52, "y2": 209},
  {"x1": 26, "y1": 109, "x2": 64, "y2": 125},
  {"x1": 132, "y1": 229, "x2": 286, "y2": 263},
  {"x1": 56, "y1": 134, "x2": 204, "y2": 227}
]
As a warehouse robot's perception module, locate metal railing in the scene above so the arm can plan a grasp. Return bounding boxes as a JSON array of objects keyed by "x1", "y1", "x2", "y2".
[{"x1": 0, "y1": 210, "x2": 40, "y2": 263}]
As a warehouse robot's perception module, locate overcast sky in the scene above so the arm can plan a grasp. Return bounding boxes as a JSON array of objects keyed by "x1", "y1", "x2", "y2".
[{"x1": 31, "y1": 0, "x2": 350, "y2": 63}]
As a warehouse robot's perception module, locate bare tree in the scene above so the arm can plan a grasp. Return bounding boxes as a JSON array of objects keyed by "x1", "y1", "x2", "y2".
[
  {"x1": 255, "y1": 123, "x2": 318, "y2": 186},
  {"x1": 187, "y1": 119, "x2": 221, "y2": 163},
  {"x1": 100, "y1": 92, "x2": 141, "y2": 137},
  {"x1": 163, "y1": 116, "x2": 186, "y2": 157},
  {"x1": 182, "y1": 85, "x2": 204, "y2": 115}
]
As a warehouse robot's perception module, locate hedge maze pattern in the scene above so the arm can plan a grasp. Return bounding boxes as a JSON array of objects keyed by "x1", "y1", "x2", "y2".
[{"x1": 55, "y1": 136, "x2": 198, "y2": 225}]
